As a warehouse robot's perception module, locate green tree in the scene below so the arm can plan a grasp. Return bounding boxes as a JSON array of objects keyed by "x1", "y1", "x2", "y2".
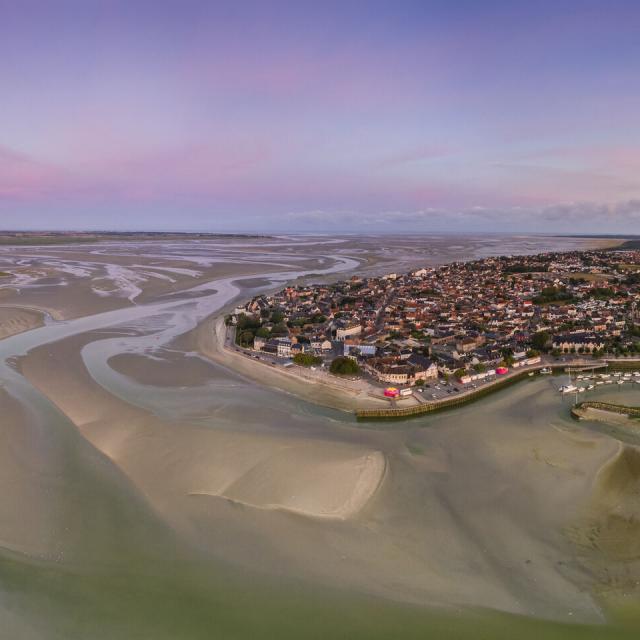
[
  {"x1": 531, "y1": 331, "x2": 550, "y2": 352},
  {"x1": 237, "y1": 330, "x2": 255, "y2": 348},
  {"x1": 236, "y1": 313, "x2": 261, "y2": 331},
  {"x1": 329, "y1": 357, "x2": 361, "y2": 376},
  {"x1": 270, "y1": 310, "x2": 285, "y2": 324},
  {"x1": 293, "y1": 353, "x2": 323, "y2": 367},
  {"x1": 270, "y1": 323, "x2": 288, "y2": 337}
]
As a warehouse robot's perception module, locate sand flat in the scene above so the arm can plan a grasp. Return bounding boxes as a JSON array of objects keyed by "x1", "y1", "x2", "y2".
[
  {"x1": 18, "y1": 331, "x2": 386, "y2": 525},
  {"x1": 16, "y1": 328, "x2": 618, "y2": 622},
  {"x1": 0, "y1": 306, "x2": 44, "y2": 340}
]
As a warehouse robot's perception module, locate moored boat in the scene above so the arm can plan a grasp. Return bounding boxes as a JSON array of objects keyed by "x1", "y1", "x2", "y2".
[{"x1": 559, "y1": 384, "x2": 578, "y2": 394}]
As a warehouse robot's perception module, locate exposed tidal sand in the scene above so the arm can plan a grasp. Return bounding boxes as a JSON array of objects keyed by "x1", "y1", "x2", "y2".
[
  {"x1": 566, "y1": 442, "x2": 640, "y2": 620},
  {"x1": 18, "y1": 331, "x2": 386, "y2": 522},
  {"x1": 0, "y1": 258, "x2": 296, "y2": 320},
  {"x1": 107, "y1": 351, "x2": 223, "y2": 387},
  {"x1": 0, "y1": 388, "x2": 59, "y2": 556},
  {"x1": 15, "y1": 326, "x2": 625, "y2": 623},
  {"x1": 0, "y1": 240, "x2": 347, "y2": 320},
  {"x1": 0, "y1": 306, "x2": 44, "y2": 339},
  {"x1": 569, "y1": 444, "x2": 640, "y2": 561}
]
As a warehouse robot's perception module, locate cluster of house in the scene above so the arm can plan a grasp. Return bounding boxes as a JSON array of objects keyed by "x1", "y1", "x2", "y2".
[{"x1": 229, "y1": 248, "x2": 640, "y2": 386}]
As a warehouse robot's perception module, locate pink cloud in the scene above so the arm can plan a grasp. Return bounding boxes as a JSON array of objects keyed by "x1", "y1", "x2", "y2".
[{"x1": 0, "y1": 146, "x2": 73, "y2": 200}]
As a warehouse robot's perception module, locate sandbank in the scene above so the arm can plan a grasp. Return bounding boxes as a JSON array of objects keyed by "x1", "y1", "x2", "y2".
[
  {"x1": 18, "y1": 331, "x2": 386, "y2": 523},
  {"x1": 0, "y1": 306, "x2": 45, "y2": 339}
]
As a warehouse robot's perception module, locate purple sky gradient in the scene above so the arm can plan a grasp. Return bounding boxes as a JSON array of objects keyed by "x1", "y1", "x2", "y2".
[{"x1": 1, "y1": 0, "x2": 640, "y2": 233}]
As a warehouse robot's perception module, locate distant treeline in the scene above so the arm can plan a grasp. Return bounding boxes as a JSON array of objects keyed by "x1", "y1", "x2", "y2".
[{"x1": 0, "y1": 231, "x2": 272, "y2": 246}]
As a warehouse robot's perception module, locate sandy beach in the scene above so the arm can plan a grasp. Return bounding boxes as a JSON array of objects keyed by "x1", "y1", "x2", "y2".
[{"x1": 195, "y1": 316, "x2": 390, "y2": 411}]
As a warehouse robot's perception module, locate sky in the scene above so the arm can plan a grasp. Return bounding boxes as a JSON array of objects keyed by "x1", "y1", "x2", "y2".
[{"x1": 1, "y1": 0, "x2": 640, "y2": 234}]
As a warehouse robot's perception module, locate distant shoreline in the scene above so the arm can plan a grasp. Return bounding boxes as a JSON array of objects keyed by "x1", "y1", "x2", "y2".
[
  {"x1": 0, "y1": 231, "x2": 625, "y2": 247},
  {"x1": 0, "y1": 231, "x2": 273, "y2": 246}
]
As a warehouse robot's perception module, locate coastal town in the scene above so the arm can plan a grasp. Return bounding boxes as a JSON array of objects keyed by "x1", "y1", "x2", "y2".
[{"x1": 227, "y1": 246, "x2": 640, "y2": 405}]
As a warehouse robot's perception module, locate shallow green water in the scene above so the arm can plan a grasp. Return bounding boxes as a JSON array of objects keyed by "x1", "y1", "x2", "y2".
[{"x1": 3, "y1": 550, "x2": 640, "y2": 640}]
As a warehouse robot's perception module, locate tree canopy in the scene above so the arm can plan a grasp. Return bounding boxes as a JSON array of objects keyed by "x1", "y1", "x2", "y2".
[
  {"x1": 293, "y1": 353, "x2": 322, "y2": 367},
  {"x1": 329, "y1": 357, "x2": 360, "y2": 376},
  {"x1": 531, "y1": 331, "x2": 551, "y2": 351}
]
